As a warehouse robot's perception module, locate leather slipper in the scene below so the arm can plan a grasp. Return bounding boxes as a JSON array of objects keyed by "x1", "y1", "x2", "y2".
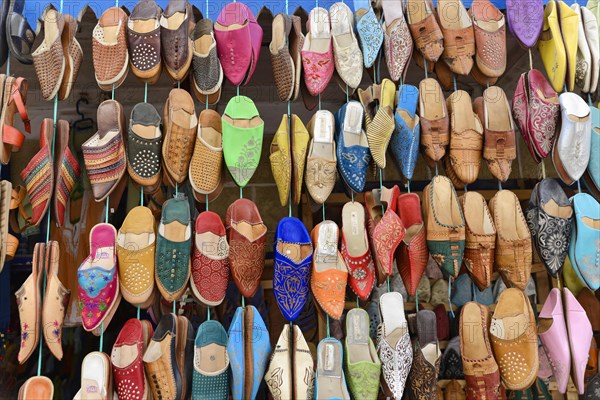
[{"x1": 42, "y1": 241, "x2": 70, "y2": 360}]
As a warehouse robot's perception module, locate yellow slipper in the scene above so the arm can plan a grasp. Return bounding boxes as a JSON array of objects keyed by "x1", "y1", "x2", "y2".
[
  {"x1": 538, "y1": 0, "x2": 567, "y2": 92},
  {"x1": 557, "y1": 0, "x2": 580, "y2": 91},
  {"x1": 270, "y1": 114, "x2": 292, "y2": 207},
  {"x1": 366, "y1": 78, "x2": 396, "y2": 169}
]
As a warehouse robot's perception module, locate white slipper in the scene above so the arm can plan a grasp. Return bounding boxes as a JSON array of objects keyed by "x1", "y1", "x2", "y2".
[
  {"x1": 553, "y1": 93, "x2": 592, "y2": 185},
  {"x1": 582, "y1": 6, "x2": 600, "y2": 93},
  {"x1": 74, "y1": 351, "x2": 112, "y2": 400}
]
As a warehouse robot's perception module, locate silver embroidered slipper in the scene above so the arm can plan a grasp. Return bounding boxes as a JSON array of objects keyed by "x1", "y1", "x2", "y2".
[{"x1": 376, "y1": 292, "x2": 412, "y2": 399}]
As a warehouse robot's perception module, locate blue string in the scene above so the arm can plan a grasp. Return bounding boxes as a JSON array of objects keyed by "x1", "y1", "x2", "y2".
[
  {"x1": 379, "y1": 168, "x2": 385, "y2": 214},
  {"x1": 453, "y1": 74, "x2": 457, "y2": 92},
  {"x1": 173, "y1": 301, "x2": 176, "y2": 314},
  {"x1": 326, "y1": 315, "x2": 330, "y2": 337},
  {"x1": 207, "y1": 307, "x2": 211, "y2": 321},
  {"x1": 144, "y1": 82, "x2": 148, "y2": 103},
  {"x1": 322, "y1": 204, "x2": 325, "y2": 221},
  {"x1": 140, "y1": 187, "x2": 143, "y2": 206},
  {"x1": 423, "y1": 58, "x2": 428, "y2": 79},
  {"x1": 241, "y1": 296, "x2": 245, "y2": 307},
  {"x1": 5, "y1": 50, "x2": 10, "y2": 76},
  {"x1": 448, "y1": 276, "x2": 455, "y2": 318},
  {"x1": 239, "y1": 187, "x2": 243, "y2": 199},
  {"x1": 415, "y1": 290, "x2": 419, "y2": 312},
  {"x1": 99, "y1": 323, "x2": 104, "y2": 352},
  {"x1": 105, "y1": 197, "x2": 109, "y2": 222},
  {"x1": 205, "y1": 195, "x2": 209, "y2": 211},
  {"x1": 137, "y1": 305, "x2": 141, "y2": 320}
]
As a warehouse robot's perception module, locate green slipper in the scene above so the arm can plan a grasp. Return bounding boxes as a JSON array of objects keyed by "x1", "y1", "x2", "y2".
[
  {"x1": 344, "y1": 308, "x2": 381, "y2": 400},
  {"x1": 191, "y1": 320, "x2": 229, "y2": 400},
  {"x1": 222, "y1": 95, "x2": 264, "y2": 187}
]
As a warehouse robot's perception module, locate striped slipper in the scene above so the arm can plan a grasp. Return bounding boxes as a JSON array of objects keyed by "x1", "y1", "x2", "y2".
[
  {"x1": 20, "y1": 118, "x2": 54, "y2": 225},
  {"x1": 53, "y1": 120, "x2": 80, "y2": 227}
]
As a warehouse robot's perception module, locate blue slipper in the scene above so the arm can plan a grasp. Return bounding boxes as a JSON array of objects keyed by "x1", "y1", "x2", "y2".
[
  {"x1": 273, "y1": 217, "x2": 313, "y2": 321},
  {"x1": 354, "y1": 0, "x2": 384, "y2": 68},
  {"x1": 568, "y1": 193, "x2": 600, "y2": 290},
  {"x1": 227, "y1": 305, "x2": 272, "y2": 399},
  {"x1": 391, "y1": 84, "x2": 420, "y2": 181},
  {"x1": 192, "y1": 320, "x2": 229, "y2": 400},
  {"x1": 335, "y1": 101, "x2": 371, "y2": 193}
]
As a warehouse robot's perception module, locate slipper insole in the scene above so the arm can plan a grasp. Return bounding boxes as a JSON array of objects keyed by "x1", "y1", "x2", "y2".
[
  {"x1": 165, "y1": 12, "x2": 185, "y2": 30},
  {"x1": 347, "y1": 310, "x2": 372, "y2": 364},
  {"x1": 420, "y1": 79, "x2": 446, "y2": 120},
  {"x1": 432, "y1": 180, "x2": 458, "y2": 226},
  {"x1": 317, "y1": 340, "x2": 345, "y2": 398},
  {"x1": 330, "y1": 5, "x2": 353, "y2": 48},
  {"x1": 81, "y1": 354, "x2": 108, "y2": 398},
  {"x1": 277, "y1": 242, "x2": 312, "y2": 263},
  {"x1": 222, "y1": 114, "x2": 263, "y2": 129},
  {"x1": 315, "y1": 221, "x2": 338, "y2": 272},
  {"x1": 196, "y1": 232, "x2": 227, "y2": 259},
  {"x1": 162, "y1": 220, "x2": 190, "y2": 242},
  {"x1": 438, "y1": 0, "x2": 471, "y2": 29},
  {"x1": 485, "y1": 87, "x2": 512, "y2": 131},
  {"x1": 491, "y1": 291, "x2": 529, "y2": 340},
  {"x1": 342, "y1": 202, "x2": 368, "y2": 257},
  {"x1": 495, "y1": 192, "x2": 528, "y2": 240},
  {"x1": 132, "y1": 123, "x2": 160, "y2": 140},
  {"x1": 24, "y1": 382, "x2": 53, "y2": 399},
  {"x1": 450, "y1": 91, "x2": 478, "y2": 132},
  {"x1": 112, "y1": 344, "x2": 138, "y2": 368},
  {"x1": 343, "y1": 102, "x2": 364, "y2": 146},
  {"x1": 382, "y1": 0, "x2": 405, "y2": 27},
  {"x1": 461, "y1": 303, "x2": 489, "y2": 359},
  {"x1": 309, "y1": 9, "x2": 330, "y2": 53},
  {"x1": 45, "y1": 10, "x2": 60, "y2": 46},
  {"x1": 380, "y1": 292, "x2": 406, "y2": 347},
  {"x1": 132, "y1": 18, "x2": 158, "y2": 33},
  {"x1": 198, "y1": 343, "x2": 227, "y2": 373},
  {"x1": 542, "y1": 199, "x2": 573, "y2": 219},
  {"x1": 407, "y1": 0, "x2": 432, "y2": 24},
  {"x1": 199, "y1": 125, "x2": 222, "y2": 147}
]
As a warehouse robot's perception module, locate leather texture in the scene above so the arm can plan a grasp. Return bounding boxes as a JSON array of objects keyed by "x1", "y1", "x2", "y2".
[
  {"x1": 226, "y1": 199, "x2": 267, "y2": 298},
  {"x1": 423, "y1": 176, "x2": 465, "y2": 278},
  {"x1": 512, "y1": 69, "x2": 560, "y2": 163},
  {"x1": 489, "y1": 190, "x2": 532, "y2": 290}
]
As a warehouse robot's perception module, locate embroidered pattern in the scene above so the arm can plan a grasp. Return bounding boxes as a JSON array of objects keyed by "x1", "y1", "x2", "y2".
[
  {"x1": 273, "y1": 242, "x2": 312, "y2": 321},
  {"x1": 376, "y1": 323, "x2": 412, "y2": 399}
]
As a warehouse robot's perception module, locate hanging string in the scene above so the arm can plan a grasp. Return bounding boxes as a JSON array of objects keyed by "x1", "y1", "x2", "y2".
[
  {"x1": 239, "y1": 187, "x2": 243, "y2": 199},
  {"x1": 453, "y1": 74, "x2": 457, "y2": 92},
  {"x1": 241, "y1": 296, "x2": 245, "y2": 308},
  {"x1": 346, "y1": 84, "x2": 349, "y2": 103},
  {"x1": 577, "y1": 180, "x2": 582, "y2": 193},
  {"x1": 322, "y1": 203, "x2": 325, "y2": 221},
  {"x1": 472, "y1": 281, "x2": 477, "y2": 302},
  {"x1": 415, "y1": 290, "x2": 419, "y2": 312},
  {"x1": 326, "y1": 314, "x2": 330, "y2": 337},
  {"x1": 528, "y1": 49, "x2": 533, "y2": 71},
  {"x1": 144, "y1": 82, "x2": 148, "y2": 103},
  {"x1": 207, "y1": 306, "x2": 211, "y2": 321},
  {"x1": 541, "y1": 161, "x2": 546, "y2": 180},
  {"x1": 379, "y1": 168, "x2": 385, "y2": 215},
  {"x1": 140, "y1": 187, "x2": 144, "y2": 206},
  {"x1": 287, "y1": 99, "x2": 292, "y2": 217},
  {"x1": 105, "y1": 197, "x2": 109, "y2": 223},
  {"x1": 137, "y1": 305, "x2": 141, "y2": 320},
  {"x1": 206, "y1": 95, "x2": 209, "y2": 110},
  {"x1": 498, "y1": 181, "x2": 502, "y2": 191},
  {"x1": 318, "y1": 94, "x2": 321, "y2": 110},
  {"x1": 423, "y1": 58, "x2": 428, "y2": 79},
  {"x1": 589, "y1": 93, "x2": 594, "y2": 106},
  {"x1": 173, "y1": 301, "x2": 176, "y2": 314},
  {"x1": 99, "y1": 323, "x2": 104, "y2": 352},
  {"x1": 407, "y1": 180, "x2": 411, "y2": 193},
  {"x1": 205, "y1": 195, "x2": 209, "y2": 211},
  {"x1": 351, "y1": 190, "x2": 354, "y2": 202},
  {"x1": 178, "y1": 80, "x2": 181, "y2": 89},
  {"x1": 448, "y1": 276, "x2": 455, "y2": 318},
  {"x1": 175, "y1": 182, "x2": 178, "y2": 195},
  {"x1": 486, "y1": 78, "x2": 490, "y2": 89},
  {"x1": 356, "y1": 297, "x2": 359, "y2": 308},
  {"x1": 237, "y1": 85, "x2": 240, "y2": 96},
  {"x1": 387, "y1": 276, "x2": 390, "y2": 292},
  {"x1": 435, "y1": 162, "x2": 439, "y2": 176}
]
